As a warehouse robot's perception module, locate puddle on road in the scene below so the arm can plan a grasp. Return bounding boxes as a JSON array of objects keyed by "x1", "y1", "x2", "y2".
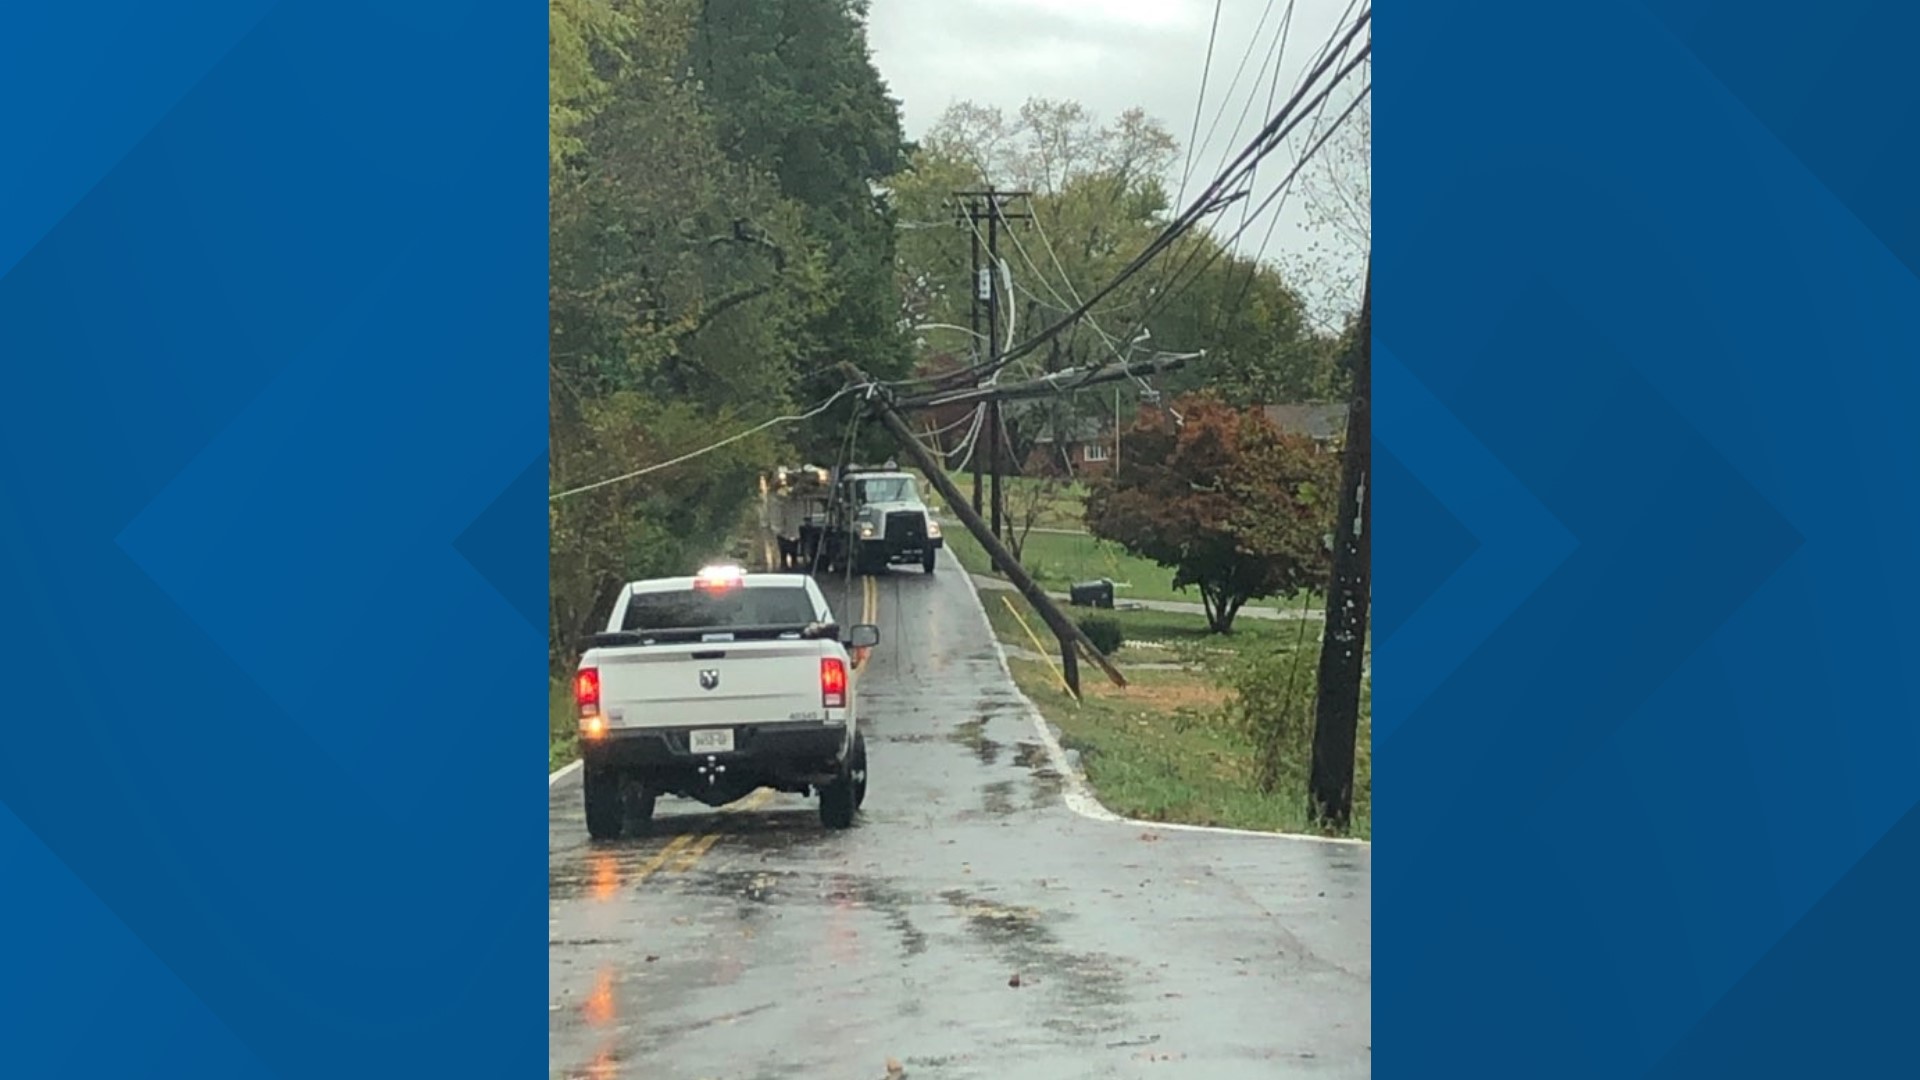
[
  {"x1": 938, "y1": 889, "x2": 1133, "y2": 1036},
  {"x1": 676, "y1": 869, "x2": 931, "y2": 960},
  {"x1": 1012, "y1": 741, "x2": 1065, "y2": 807},
  {"x1": 981, "y1": 780, "x2": 1018, "y2": 816},
  {"x1": 949, "y1": 717, "x2": 1004, "y2": 765}
]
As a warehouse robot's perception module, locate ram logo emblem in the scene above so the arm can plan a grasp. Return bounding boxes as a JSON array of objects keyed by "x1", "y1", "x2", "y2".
[{"x1": 699, "y1": 669, "x2": 720, "y2": 691}]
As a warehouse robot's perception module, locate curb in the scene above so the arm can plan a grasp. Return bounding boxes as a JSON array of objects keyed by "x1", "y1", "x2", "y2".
[
  {"x1": 548, "y1": 758, "x2": 581, "y2": 787},
  {"x1": 953, "y1": 547, "x2": 1370, "y2": 847}
]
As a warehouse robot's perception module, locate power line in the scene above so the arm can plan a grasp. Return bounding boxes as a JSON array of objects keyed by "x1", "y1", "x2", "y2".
[
  {"x1": 1056, "y1": 77, "x2": 1367, "y2": 400},
  {"x1": 1176, "y1": 0, "x2": 1227, "y2": 209},
  {"x1": 1183, "y1": 0, "x2": 1284, "y2": 206},
  {"x1": 926, "y1": 6, "x2": 1371, "y2": 388},
  {"x1": 1055, "y1": 58, "x2": 1368, "y2": 403},
  {"x1": 1208, "y1": 27, "x2": 1361, "y2": 348},
  {"x1": 549, "y1": 383, "x2": 867, "y2": 502}
]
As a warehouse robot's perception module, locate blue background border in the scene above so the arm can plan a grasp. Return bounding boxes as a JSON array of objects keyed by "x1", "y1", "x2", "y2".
[
  {"x1": 1380, "y1": 1, "x2": 1920, "y2": 1075},
  {"x1": 1, "y1": 3, "x2": 545, "y2": 1076}
]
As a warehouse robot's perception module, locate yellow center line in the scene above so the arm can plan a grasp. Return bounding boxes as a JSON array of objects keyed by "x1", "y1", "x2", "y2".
[
  {"x1": 667, "y1": 787, "x2": 777, "y2": 873},
  {"x1": 853, "y1": 576, "x2": 876, "y2": 668},
  {"x1": 629, "y1": 834, "x2": 693, "y2": 885}
]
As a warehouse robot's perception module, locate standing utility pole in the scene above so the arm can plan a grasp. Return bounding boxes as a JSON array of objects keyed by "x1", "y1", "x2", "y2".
[
  {"x1": 955, "y1": 188, "x2": 1030, "y2": 561},
  {"x1": 964, "y1": 195, "x2": 986, "y2": 522},
  {"x1": 1308, "y1": 264, "x2": 1372, "y2": 828}
]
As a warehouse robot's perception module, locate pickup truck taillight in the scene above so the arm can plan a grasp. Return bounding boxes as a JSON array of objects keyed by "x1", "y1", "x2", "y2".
[
  {"x1": 576, "y1": 668, "x2": 605, "y2": 738},
  {"x1": 575, "y1": 668, "x2": 600, "y2": 717},
  {"x1": 821, "y1": 657, "x2": 848, "y2": 709}
]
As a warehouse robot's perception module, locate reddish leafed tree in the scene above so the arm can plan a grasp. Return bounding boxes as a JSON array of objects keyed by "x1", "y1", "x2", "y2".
[{"x1": 1086, "y1": 395, "x2": 1336, "y2": 633}]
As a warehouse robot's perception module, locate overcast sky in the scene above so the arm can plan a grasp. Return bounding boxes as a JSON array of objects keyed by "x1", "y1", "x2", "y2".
[{"x1": 866, "y1": 0, "x2": 1369, "y2": 323}]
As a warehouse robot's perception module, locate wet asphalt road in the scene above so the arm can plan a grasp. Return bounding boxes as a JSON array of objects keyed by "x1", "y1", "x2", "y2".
[{"x1": 549, "y1": 552, "x2": 1371, "y2": 1079}]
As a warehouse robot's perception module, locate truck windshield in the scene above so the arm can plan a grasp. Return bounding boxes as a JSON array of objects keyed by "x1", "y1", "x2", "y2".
[
  {"x1": 856, "y1": 477, "x2": 916, "y2": 503},
  {"x1": 621, "y1": 587, "x2": 817, "y2": 632}
]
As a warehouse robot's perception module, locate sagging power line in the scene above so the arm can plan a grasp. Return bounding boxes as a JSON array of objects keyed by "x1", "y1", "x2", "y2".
[{"x1": 548, "y1": 383, "x2": 870, "y2": 502}]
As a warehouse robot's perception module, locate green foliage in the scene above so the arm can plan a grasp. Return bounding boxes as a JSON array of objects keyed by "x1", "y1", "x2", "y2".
[
  {"x1": 1076, "y1": 614, "x2": 1126, "y2": 655},
  {"x1": 1086, "y1": 396, "x2": 1337, "y2": 634},
  {"x1": 1220, "y1": 645, "x2": 1370, "y2": 824},
  {"x1": 688, "y1": 0, "x2": 913, "y2": 454},
  {"x1": 549, "y1": 0, "x2": 906, "y2": 675}
]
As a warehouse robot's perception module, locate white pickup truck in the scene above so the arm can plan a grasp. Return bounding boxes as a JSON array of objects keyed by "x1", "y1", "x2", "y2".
[{"x1": 572, "y1": 566, "x2": 879, "y2": 840}]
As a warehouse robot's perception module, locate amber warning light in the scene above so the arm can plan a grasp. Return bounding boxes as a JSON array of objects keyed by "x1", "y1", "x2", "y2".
[{"x1": 694, "y1": 564, "x2": 746, "y2": 591}]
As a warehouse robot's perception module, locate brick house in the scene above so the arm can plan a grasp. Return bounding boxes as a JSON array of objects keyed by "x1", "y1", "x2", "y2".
[{"x1": 1026, "y1": 414, "x2": 1117, "y2": 480}]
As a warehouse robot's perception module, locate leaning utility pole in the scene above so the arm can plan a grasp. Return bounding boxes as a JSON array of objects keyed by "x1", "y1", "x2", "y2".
[
  {"x1": 1308, "y1": 264, "x2": 1372, "y2": 828},
  {"x1": 840, "y1": 363, "x2": 1129, "y2": 698}
]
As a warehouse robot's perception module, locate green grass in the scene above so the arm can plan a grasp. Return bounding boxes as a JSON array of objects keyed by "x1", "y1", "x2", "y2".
[
  {"x1": 977, "y1": 588, "x2": 1311, "y2": 670},
  {"x1": 984, "y1": 587, "x2": 1368, "y2": 839},
  {"x1": 1011, "y1": 656, "x2": 1369, "y2": 839}
]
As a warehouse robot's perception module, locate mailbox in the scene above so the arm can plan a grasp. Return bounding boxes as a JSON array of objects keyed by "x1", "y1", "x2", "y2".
[{"x1": 1069, "y1": 579, "x2": 1115, "y2": 609}]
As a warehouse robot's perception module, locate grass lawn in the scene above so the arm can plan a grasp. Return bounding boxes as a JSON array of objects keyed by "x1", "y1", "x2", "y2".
[
  {"x1": 979, "y1": 586, "x2": 1369, "y2": 840},
  {"x1": 978, "y1": 587, "x2": 1314, "y2": 669},
  {"x1": 944, "y1": 526, "x2": 1326, "y2": 613}
]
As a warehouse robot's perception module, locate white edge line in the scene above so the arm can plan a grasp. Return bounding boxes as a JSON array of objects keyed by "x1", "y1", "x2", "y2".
[
  {"x1": 950, "y1": 547, "x2": 1370, "y2": 847},
  {"x1": 549, "y1": 758, "x2": 582, "y2": 787}
]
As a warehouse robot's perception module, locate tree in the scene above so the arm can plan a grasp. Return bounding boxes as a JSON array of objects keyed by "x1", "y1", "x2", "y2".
[
  {"x1": 1291, "y1": 60, "x2": 1370, "y2": 328},
  {"x1": 689, "y1": 0, "x2": 912, "y2": 460},
  {"x1": 547, "y1": 0, "x2": 900, "y2": 675},
  {"x1": 1086, "y1": 396, "x2": 1336, "y2": 633}
]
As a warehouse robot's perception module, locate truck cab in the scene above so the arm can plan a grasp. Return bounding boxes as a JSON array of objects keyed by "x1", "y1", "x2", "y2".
[{"x1": 832, "y1": 467, "x2": 943, "y2": 575}]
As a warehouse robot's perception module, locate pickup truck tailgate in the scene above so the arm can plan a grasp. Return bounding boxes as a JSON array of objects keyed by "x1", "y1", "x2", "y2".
[{"x1": 592, "y1": 639, "x2": 827, "y2": 730}]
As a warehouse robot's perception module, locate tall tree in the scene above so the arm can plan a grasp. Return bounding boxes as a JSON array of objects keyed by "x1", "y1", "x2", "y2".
[
  {"x1": 1292, "y1": 62, "x2": 1370, "y2": 327},
  {"x1": 690, "y1": 0, "x2": 912, "y2": 461},
  {"x1": 547, "y1": 0, "x2": 895, "y2": 674},
  {"x1": 1086, "y1": 396, "x2": 1336, "y2": 633}
]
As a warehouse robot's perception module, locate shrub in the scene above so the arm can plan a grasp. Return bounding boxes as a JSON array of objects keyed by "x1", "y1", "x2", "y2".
[
  {"x1": 1223, "y1": 647, "x2": 1318, "y2": 795},
  {"x1": 1220, "y1": 645, "x2": 1372, "y2": 829},
  {"x1": 1077, "y1": 614, "x2": 1125, "y2": 655}
]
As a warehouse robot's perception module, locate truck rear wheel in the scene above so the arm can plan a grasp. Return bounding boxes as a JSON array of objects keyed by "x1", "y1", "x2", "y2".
[
  {"x1": 820, "y1": 752, "x2": 858, "y2": 829},
  {"x1": 624, "y1": 786, "x2": 656, "y2": 833},
  {"x1": 851, "y1": 732, "x2": 869, "y2": 809},
  {"x1": 922, "y1": 548, "x2": 936, "y2": 574},
  {"x1": 584, "y1": 765, "x2": 624, "y2": 841}
]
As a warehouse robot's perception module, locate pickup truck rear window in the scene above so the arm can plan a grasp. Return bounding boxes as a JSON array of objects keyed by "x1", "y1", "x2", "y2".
[{"x1": 621, "y1": 587, "x2": 818, "y2": 632}]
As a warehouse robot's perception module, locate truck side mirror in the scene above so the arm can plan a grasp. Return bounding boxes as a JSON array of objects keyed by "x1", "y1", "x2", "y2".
[{"x1": 846, "y1": 624, "x2": 880, "y2": 650}]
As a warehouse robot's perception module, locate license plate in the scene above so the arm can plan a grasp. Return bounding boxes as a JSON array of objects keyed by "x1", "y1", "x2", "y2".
[{"x1": 688, "y1": 728, "x2": 734, "y2": 754}]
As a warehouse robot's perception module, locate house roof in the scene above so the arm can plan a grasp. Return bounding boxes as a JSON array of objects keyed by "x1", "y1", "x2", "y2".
[{"x1": 1262, "y1": 403, "x2": 1349, "y2": 440}]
